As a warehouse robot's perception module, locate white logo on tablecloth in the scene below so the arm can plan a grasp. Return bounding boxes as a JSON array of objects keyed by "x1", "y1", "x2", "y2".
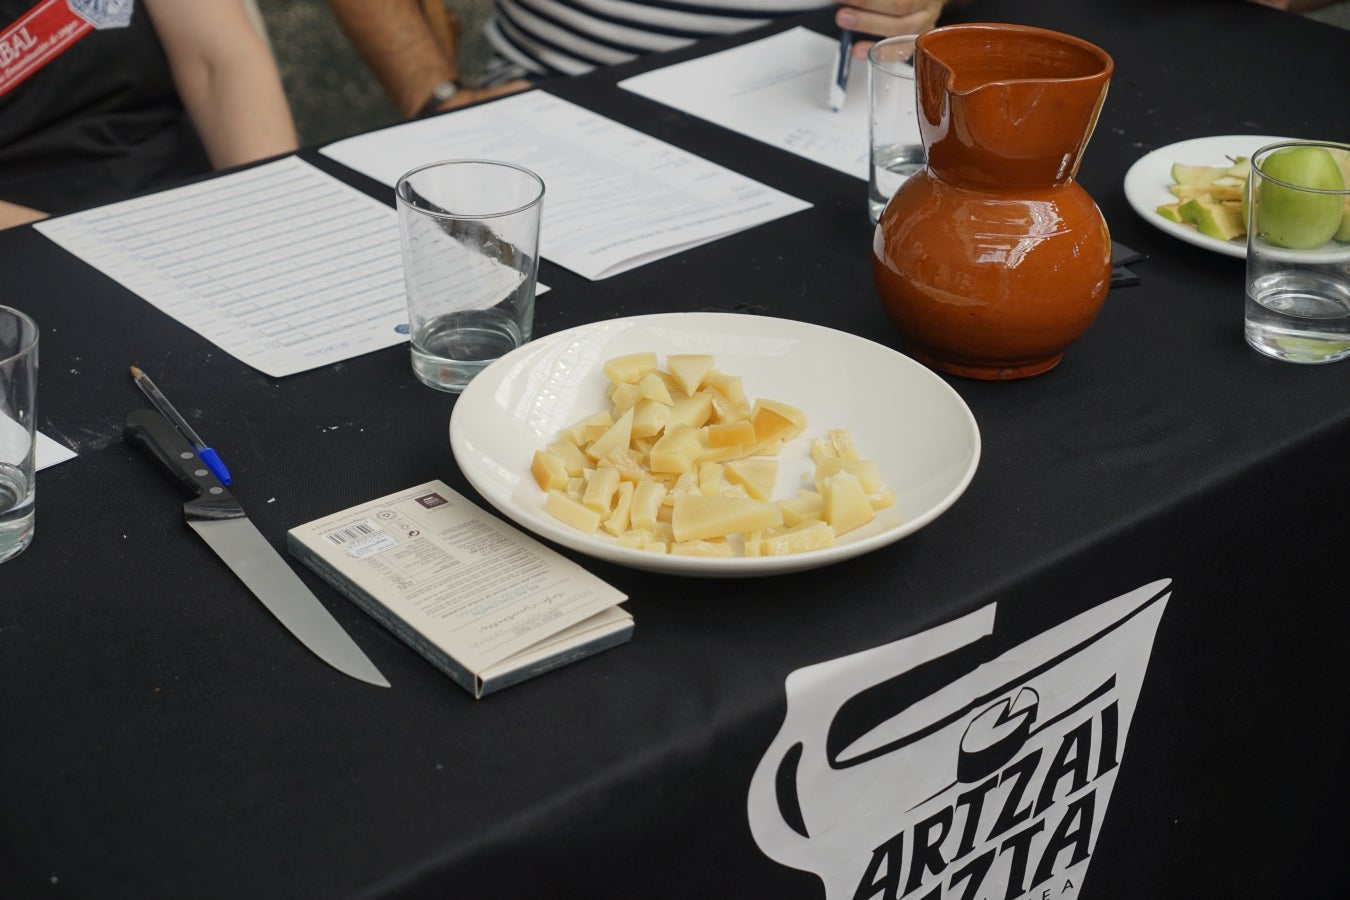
[
  {"x1": 748, "y1": 580, "x2": 1170, "y2": 900},
  {"x1": 67, "y1": 0, "x2": 133, "y2": 29}
]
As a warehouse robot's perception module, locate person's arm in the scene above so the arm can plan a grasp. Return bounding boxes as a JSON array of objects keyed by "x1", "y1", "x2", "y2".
[
  {"x1": 0, "y1": 199, "x2": 48, "y2": 230},
  {"x1": 328, "y1": 0, "x2": 526, "y2": 118},
  {"x1": 837, "y1": 0, "x2": 975, "y2": 59},
  {"x1": 143, "y1": 0, "x2": 298, "y2": 169},
  {"x1": 329, "y1": 0, "x2": 458, "y2": 118}
]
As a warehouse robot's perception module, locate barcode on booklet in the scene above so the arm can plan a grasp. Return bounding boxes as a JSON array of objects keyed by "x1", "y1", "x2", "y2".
[{"x1": 326, "y1": 520, "x2": 382, "y2": 545}]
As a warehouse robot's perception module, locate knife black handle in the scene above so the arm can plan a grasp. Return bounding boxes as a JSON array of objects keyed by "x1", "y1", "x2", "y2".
[{"x1": 124, "y1": 409, "x2": 245, "y2": 523}]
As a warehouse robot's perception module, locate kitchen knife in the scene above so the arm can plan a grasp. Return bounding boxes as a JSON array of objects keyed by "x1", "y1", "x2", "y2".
[{"x1": 124, "y1": 408, "x2": 390, "y2": 688}]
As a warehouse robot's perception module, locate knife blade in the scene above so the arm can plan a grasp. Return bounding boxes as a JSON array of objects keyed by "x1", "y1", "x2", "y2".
[{"x1": 124, "y1": 409, "x2": 390, "y2": 688}]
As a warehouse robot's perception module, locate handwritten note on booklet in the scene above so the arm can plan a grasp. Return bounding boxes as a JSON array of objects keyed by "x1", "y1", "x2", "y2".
[{"x1": 287, "y1": 480, "x2": 631, "y2": 698}]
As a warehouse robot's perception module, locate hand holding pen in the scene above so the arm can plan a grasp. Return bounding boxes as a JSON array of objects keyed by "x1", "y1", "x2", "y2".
[
  {"x1": 834, "y1": 0, "x2": 961, "y2": 49},
  {"x1": 828, "y1": 29, "x2": 855, "y2": 112},
  {"x1": 129, "y1": 366, "x2": 232, "y2": 485}
]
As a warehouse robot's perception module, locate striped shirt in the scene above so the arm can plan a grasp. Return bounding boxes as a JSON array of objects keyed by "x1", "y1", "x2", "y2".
[{"x1": 483, "y1": 0, "x2": 831, "y2": 79}]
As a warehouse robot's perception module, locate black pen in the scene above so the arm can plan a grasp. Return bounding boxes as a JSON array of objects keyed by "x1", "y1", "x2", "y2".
[
  {"x1": 828, "y1": 29, "x2": 855, "y2": 112},
  {"x1": 129, "y1": 366, "x2": 232, "y2": 485}
]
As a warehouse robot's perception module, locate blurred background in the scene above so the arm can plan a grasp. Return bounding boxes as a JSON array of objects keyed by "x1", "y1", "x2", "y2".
[
  {"x1": 254, "y1": 0, "x2": 496, "y2": 146},
  {"x1": 254, "y1": 0, "x2": 1350, "y2": 148}
]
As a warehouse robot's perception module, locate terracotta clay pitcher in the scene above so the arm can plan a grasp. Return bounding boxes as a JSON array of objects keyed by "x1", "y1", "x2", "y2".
[{"x1": 872, "y1": 24, "x2": 1114, "y2": 380}]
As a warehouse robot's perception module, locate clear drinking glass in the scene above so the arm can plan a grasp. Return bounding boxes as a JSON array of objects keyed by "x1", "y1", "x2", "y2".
[
  {"x1": 867, "y1": 35, "x2": 925, "y2": 224},
  {"x1": 1, "y1": 305, "x2": 39, "y2": 563},
  {"x1": 395, "y1": 159, "x2": 545, "y2": 392},
  {"x1": 1244, "y1": 140, "x2": 1350, "y2": 364}
]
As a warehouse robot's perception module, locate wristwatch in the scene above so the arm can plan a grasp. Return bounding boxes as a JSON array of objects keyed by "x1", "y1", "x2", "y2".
[{"x1": 416, "y1": 79, "x2": 461, "y2": 118}]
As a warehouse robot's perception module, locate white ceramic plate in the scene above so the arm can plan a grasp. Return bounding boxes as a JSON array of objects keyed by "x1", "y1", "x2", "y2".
[
  {"x1": 1123, "y1": 134, "x2": 1289, "y2": 259},
  {"x1": 449, "y1": 313, "x2": 981, "y2": 577}
]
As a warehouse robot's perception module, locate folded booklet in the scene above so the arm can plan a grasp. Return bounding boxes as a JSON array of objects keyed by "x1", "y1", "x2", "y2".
[{"x1": 287, "y1": 480, "x2": 631, "y2": 698}]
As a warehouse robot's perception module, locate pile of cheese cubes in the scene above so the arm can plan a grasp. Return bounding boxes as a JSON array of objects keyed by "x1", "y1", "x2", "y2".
[{"x1": 530, "y1": 352, "x2": 896, "y2": 557}]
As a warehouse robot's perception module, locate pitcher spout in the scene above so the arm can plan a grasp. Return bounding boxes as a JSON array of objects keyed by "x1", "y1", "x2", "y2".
[{"x1": 916, "y1": 24, "x2": 1114, "y2": 190}]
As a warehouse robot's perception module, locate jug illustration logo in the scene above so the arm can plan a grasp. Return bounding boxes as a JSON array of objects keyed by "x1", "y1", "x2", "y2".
[{"x1": 748, "y1": 580, "x2": 1170, "y2": 900}]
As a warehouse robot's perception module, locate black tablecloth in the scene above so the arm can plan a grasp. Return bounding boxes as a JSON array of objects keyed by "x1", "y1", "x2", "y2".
[{"x1": 3, "y1": 1, "x2": 1348, "y2": 897}]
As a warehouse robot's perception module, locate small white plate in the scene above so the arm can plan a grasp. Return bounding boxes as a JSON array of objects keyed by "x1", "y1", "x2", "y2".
[
  {"x1": 1123, "y1": 134, "x2": 1289, "y2": 259},
  {"x1": 449, "y1": 313, "x2": 981, "y2": 577}
]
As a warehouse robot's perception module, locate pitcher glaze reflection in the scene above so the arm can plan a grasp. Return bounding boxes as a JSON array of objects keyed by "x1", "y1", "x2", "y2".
[{"x1": 872, "y1": 24, "x2": 1114, "y2": 380}]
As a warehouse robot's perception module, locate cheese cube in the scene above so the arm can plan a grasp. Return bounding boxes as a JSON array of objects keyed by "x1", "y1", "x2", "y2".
[
  {"x1": 609, "y1": 381, "x2": 642, "y2": 416},
  {"x1": 547, "y1": 439, "x2": 590, "y2": 476},
  {"x1": 649, "y1": 423, "x2": 703, "y2": 474},
  {"x1": 602, "y1": 481, "x2": 636, "y2": 535},
  {"x1": 530, "y1": 450, "x2": 570, "y2": 492},
  {"x1": 703, "y1": 370, "x2": 748, "y2": 412},
  {"x1": 671, "y1": 495, "x2": 782, "y2": 542},
  {"x1": 545, "y1": 490, "x2": 602, "y2": 534},
  {"x1": 827, "y1": 428, "x2": 861, "y2": 460},
  {"x1": 747, "y1": 400, "x2": 805, "y2": 453},
  {"x1": 745, "y1": 521, "x2": 835, "y2": 556},
  {"x1": 668, "y1": 393, "x2": 713, "y2": 430},
  {"x1": 582, "y1": 466, "x2": 621, "y2": 513},
  {"x1": 601, "y1": 447, "x2": 647, "y2": 483},
  {"x1": 821, "y1": 471, "x2": 875, "y2": 536},
  {"x1": 704, "y1": 421, "x2": 756, "y2": 449},
  {"x1": 779, "y1": 489, "x2": 823, "y2": 526},
  {"x1": 810, "y1": 436, "x2": 838, "y2": 464},
  {"x1": 666, "y1": 354, "x2": 714, "y2": 395},
  {"x1": 706, "y1": 388, "x2": 746, "y2": 424},
  {"x1": 630, "y1": 481, "x2": 667, "y2": 530},
  {"x1": 617, "y1": 528, "x2": 651, "y2": 549},
  {"x1": 631, "y1": 398, "x2": 671, "y2": 440},
  {"x1": 637, "y1": 371, "x2": 673, "y2": 405},
  {"x1": 814, "y1": 457, "x2": 885, "y2": 494},
  {"x1": 693, "y1": 443, "x2": 743, "y2": 465},
  {"x1": 560, "y1": 411, "x2": 613, "y2": 446},
  {"x1": 671, "y1": 539, "x2": 735, "y2": 558},
  {"x1": 869, "y1": 488, "x2": 897, "y2": 511},
  {"x1": 604, "y1": 352, "x2": 658, "y2": 384},
  {"x1": 585, "y1": 407, "x2": 634, "y2": 463},
  {"x1": 752, "y1": 398, "x2": 806, "y2": 439},
  {"x1": 698, "y1": 462, "x2": 725, "y2": 497},
  {"x1": 725, "y1": 458, "x2": 778, "y2": 501}
]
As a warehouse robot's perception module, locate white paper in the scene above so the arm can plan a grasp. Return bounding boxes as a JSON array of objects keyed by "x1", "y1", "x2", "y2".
[
  {"x1": 321, "y1": 91, "x2": 812, "y2": 280},
  {"x1": 620, "y1": 27, "x2": 870, "y2": 181},
  {"x1": 0, "y1": 412, "x2": 72, "y2": 472},
  {"x1": 37, "y1": 433, "x2": 75, "y2": 470},
  {"x1": 35, "y1": 158, "x2": 411, "y2": 378}
]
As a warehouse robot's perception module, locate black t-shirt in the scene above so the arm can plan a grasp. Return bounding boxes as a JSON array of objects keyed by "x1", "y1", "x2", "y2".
[{"x1": 0, "y1": 0, "x2": 210, "y2": 216}]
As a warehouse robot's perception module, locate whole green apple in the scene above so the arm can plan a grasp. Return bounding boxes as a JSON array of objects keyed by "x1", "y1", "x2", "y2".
[{"x1": 1257, "y1": 146, "x2": 1346, "y2": 249}]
